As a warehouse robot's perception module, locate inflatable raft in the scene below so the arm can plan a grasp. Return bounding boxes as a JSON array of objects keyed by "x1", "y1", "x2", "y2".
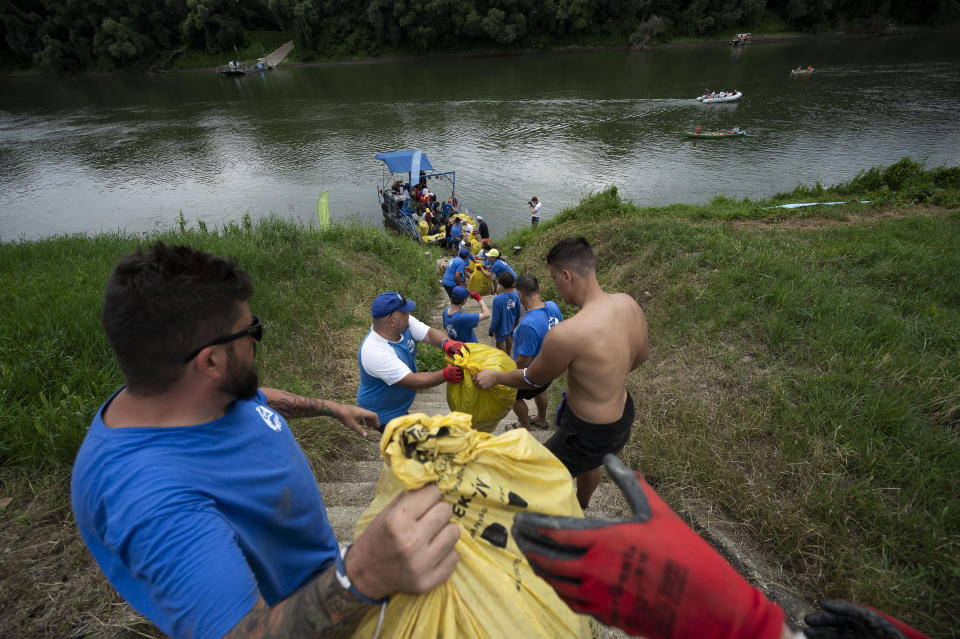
[
  {"x1": 683, "y1": 130, "x2": 746, "y2": 139},
  {"x1": 696, "y1": 91, "x2": 742, "y2": 103}
]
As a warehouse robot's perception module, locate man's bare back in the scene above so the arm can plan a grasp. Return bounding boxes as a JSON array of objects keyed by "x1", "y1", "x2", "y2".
[{"x1": 541, "y1": 292, "x2": 648, "y2": 423}]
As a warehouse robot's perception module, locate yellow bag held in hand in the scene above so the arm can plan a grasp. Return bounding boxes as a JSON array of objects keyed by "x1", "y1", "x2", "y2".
[
  {"x1": 446, "y1": 343, "x2": 516, "y2": 432},
  {"x1": 467, "y1": 266, "x2": 491, "y2": 295},
  {"x1": 351, "y1": 413, "x2": 591, "y2": 639}
]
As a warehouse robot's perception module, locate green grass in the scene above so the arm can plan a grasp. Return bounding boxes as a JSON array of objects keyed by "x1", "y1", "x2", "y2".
[
  {"x1": 0, "y1": 214, "x2": 439, "y2": 468},
  {"x1": 490, "y1": 159, "x2": 959, "y2": 637}
]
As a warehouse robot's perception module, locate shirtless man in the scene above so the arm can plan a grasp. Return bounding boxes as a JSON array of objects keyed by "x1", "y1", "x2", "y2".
[{"x1": 474, "y1": 237, "x2": 648, "y2": 509}]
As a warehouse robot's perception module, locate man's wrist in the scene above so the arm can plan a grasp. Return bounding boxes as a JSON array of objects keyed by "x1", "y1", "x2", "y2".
[{"x1": 341, "y1": 545, "x2": 389, "y2": 603}]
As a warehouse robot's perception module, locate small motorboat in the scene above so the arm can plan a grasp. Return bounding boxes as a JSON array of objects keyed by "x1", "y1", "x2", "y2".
[
  {"x1": 683, "y1": 129, "x2": 746, "y2": 139},
  {"x1": 696, "y1": 91, "x2": 742, "y2": 103},
  {"x1": 791, "y1": 67, "x2": 815, "y2": 75}
]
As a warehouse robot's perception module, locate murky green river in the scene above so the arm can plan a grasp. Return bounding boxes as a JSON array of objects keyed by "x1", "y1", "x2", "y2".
[{"x1": 1, "y1": 32, "x2": 958, "y2": 241}]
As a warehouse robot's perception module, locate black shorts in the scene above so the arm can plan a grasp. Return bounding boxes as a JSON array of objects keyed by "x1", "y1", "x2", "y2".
[
  {"x1": 516, "y1": 381, "x2": 551, "y2": 401},
  {"x1": 545, "y1": 392, "x2": 634, "y2": 477}
]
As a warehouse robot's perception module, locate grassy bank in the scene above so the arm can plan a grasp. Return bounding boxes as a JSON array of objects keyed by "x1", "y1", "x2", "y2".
[
  {"x1": 497, "y1": 159, "x2": 959, "y2": 636},
  {"x1": 1, "y1": 158, "x2": 957, "y2": 636}
]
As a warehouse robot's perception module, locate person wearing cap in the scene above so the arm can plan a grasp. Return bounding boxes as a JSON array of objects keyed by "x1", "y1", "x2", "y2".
[
  {"x1": 477, "y1": 215, "x2": 489, "y2": 243},
  {"x1": 484, "y1": 248, "x2": 517, "y2": 295},
  {"x1": 357, "y1": 292, "x2": 467, "y2": 428},
  {"x1": 442, "y1": 286, "x2": 490, "y2": 344},
  {"x1": 441, "y1": 248, "x2": 472, "y2": 300}
]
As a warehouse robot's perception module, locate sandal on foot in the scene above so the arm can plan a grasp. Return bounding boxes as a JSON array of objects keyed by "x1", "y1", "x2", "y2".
[{"x1": 528, "y1": 419, "x2": 549, "y2": 429}]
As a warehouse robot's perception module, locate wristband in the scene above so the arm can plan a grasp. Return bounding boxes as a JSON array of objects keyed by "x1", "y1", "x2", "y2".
[
  {"x1": 441, "y1": 338, "x2": 450, "y2": 350},
  {"x1": 522, "y1": 367, "x2": 540, "y2": 388},
  {"x1": 334, "y1": 544, "x2": 390, "y2": 606}
]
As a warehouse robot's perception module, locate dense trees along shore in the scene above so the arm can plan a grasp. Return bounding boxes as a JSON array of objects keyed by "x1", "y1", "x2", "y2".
[{"x1": 1, "y1": 0, "x2": 957, "y2": 73}]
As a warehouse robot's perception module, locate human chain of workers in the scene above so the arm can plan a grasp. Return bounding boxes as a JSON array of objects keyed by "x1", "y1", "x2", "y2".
[{"x1": 70, "y1": 237, "x2": 929, "y2": 639}]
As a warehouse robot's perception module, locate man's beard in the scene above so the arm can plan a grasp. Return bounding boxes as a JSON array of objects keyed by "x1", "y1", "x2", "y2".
[{"x1": 221, "y1": 344, "x2": 259, "y2": 400}]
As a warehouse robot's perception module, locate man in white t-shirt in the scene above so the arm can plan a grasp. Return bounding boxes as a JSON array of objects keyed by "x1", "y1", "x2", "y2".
[
  {"x1": 529, "y1": 196, "x2": 542, "y2": 226},
  {"x1": 357, "y1": 292, "x2": 468, "y2": 429}
]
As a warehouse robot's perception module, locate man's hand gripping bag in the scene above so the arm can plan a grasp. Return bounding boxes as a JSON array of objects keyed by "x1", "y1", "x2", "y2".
[
  {"x1": 350, "y1": 413, "x2": 592, "y2": 639},
  {"x1": 445, "y1": 344, "x2": 516, "y2": 432}
]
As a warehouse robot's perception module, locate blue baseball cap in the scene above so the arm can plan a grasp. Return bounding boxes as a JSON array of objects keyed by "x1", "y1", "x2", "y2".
[
  {"x1": 371, "y1": 292, "x2": 416, "y2": 318},
  {"x1": 458, "y1": 247, "x2": 470, "y2": 258},
  {"x1": 451, "y1": 286, "x2": 468, "y2": 302}
]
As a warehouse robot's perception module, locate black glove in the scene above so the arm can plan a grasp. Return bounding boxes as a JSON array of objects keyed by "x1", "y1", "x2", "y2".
[{"x1": 804, "y1": 600, "x2": 929, "y2": 639}]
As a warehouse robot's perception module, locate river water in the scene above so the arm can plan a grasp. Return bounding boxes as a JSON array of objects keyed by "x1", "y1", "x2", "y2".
[{"x1": 1, "y1": 32, "x2": 958, "y2": 241}]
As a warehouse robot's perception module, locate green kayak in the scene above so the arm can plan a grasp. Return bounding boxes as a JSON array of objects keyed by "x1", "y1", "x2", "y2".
[{"x1": 683, "y1": 130, "x2": 746, "y2": 139}]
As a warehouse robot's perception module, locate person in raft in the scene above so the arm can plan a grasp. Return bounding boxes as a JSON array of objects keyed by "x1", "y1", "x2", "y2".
[{"x1": 474, "y1": 237, "x2": 649, "y2": 510}]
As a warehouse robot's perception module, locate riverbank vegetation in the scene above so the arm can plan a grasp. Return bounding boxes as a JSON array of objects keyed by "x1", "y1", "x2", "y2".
[
  {"x1": 1, "y1": 158, "x2": 957, "y2": 637},
  {"x1": 2, "y1": 0, "x2": 958, "y2": 73}
]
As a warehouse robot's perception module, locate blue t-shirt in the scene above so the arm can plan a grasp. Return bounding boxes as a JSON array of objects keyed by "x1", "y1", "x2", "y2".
[
  {"x1": 71, "y1": 390, "x2": 338, "y2": 639},
  {"x1": 490, "y1": 259, "x2": 517, "y2": 281},
  {"x1": 442, "y1": 256, "x2": 467, "y2": 287},
  {"x1": 451, "y1": 223, "x2": 462, "y2": 242},
  {"x1": 491, "y1": 290, "x2": 522, "y2": 340},
  {"x1": 442, "y1": 307, "x2": 480, "y2": 343},
  {"x1": 513, "y1": 302, "x2": 564, "y2": 361}
]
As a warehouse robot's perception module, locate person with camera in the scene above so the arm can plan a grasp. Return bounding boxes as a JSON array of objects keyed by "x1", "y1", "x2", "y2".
[{"x1": 529, "y1": 196, "x2": 542, "y2": 226}]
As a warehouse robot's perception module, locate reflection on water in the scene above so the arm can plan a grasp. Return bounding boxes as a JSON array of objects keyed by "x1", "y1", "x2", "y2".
[{"x1": 1, "y1": 32, "x2": 959, "y2": 241}]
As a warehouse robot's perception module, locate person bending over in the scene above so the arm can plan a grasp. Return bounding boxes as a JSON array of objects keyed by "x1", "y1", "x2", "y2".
[
  {"x1": 72, "y1": 243, "x2": 461, "y2": 639},
  {"x1": 442, "y1": 286, "x2": 490, "y2": 344}
]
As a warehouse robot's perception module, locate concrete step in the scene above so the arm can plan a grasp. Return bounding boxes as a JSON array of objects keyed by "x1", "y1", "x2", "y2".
[
  {"x1": 316, "y1": 481, "x2": 377, "y2": 507},
  {"x1": 319, "y1": 459, "x2": 383, "y2": 483},
  {"x1": 325, "y1": 505, "x2": 367, "y2": 544}
]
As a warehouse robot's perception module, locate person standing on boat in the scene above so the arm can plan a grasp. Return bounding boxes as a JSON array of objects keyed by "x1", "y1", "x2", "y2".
[
  {"x1": 442, "y1": 287, "x2": 490, "y2": 344},
  {"x1": 529, "y1": 196, "x2": 542, "y2": 226},
  {"x1": 357, "y1": 292, "x2": 467, "y2": 430}
]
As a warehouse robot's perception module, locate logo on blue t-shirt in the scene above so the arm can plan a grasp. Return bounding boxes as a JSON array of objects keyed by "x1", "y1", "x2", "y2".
[
  {"x1": 445, "y1": 324, "x2": 458, "y2": 338},
  {"x1": 256, "y1": 405, "x2": 283, "y2": 432}
]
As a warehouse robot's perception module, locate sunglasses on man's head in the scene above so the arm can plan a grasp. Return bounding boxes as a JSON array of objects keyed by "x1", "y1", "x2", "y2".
[{"x1": 183, "y1": 315, "x2": 263, "y2": 363}]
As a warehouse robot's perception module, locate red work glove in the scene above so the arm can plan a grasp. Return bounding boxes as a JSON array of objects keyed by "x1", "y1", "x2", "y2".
[
  {"x1": 804, "y1": 600, "x2": 930, "y2": 639},
  {"x1": 470, "y1": 290, "x2": 483, "y2": 302},
  {"x1": 442, "y1": 364, "x2": 463, "y2": 383},
  {"x1": 512, "y1": 455, "x2": 785, "y2": 639},
  {"x1": 441, "y1": 339, "x2": 468, "y2": 358}
]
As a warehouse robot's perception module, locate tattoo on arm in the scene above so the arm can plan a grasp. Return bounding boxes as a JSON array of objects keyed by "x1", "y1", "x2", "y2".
[
  {"x1": 224, "y1": 566, "x2": 370, "y2": 639},
  {"x1": 267, "y1": 391, "x2": 336, "y2": 420}
]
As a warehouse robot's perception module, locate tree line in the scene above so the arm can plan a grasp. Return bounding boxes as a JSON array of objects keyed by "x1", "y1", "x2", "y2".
[{"x1": 1, "y1": 0, "x2": 956, "y2": 73}]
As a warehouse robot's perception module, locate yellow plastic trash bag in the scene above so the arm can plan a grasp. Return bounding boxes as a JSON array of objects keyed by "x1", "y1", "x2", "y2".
[
  {"x1": 470, "y1": 238, "x2": 483, "y2": 255},
  {"x1": 446, "y1": 344, "x2": 516, "y2": 432},
  {"x1": 418, "y1": 219, "x2": 429, "y2": 236},
  {"x1": 351, "y1": 413, "x2": 590, "y2": 639},
  {"x1": 467, "y1": 266, "x2": 491, "y2": 295}
]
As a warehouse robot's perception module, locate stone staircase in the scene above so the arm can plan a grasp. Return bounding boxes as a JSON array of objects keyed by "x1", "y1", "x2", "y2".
[{"x1": 319, "y1": 291, "x2": 630, "y2": 637}]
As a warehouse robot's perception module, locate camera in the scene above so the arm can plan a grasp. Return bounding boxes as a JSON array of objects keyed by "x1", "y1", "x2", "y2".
[{"x1": 528, "y1": 200, "x2": 533, "y2": 206}]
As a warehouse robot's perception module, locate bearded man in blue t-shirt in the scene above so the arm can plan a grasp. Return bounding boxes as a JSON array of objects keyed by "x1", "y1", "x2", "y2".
[{"x1": 72, "y1": 243, "x2": 461, "y2": 639}]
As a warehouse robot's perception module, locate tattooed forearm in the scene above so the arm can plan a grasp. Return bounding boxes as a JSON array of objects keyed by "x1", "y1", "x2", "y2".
[
  {"x1": 266, "y1": 390, "x2": 337, "y2": 420},
  {"x1": 224, "y1": 565, "x2": 371, "y2": 639}
]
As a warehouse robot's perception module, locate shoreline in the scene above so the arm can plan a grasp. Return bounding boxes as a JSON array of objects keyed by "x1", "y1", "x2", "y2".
[{"x1": 4, "y1": 24, "x2": 957, "y2": 78}]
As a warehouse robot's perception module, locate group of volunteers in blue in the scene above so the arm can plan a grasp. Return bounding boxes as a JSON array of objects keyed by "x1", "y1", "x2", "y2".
[{"x1": 70, "y1": 235, "x2": 930, "y2": 639}]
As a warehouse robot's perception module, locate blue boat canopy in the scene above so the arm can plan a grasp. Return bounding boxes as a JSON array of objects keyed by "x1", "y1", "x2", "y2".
[{"x1": 375, "y1": 149, "x2": 435, "y2": 177}]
